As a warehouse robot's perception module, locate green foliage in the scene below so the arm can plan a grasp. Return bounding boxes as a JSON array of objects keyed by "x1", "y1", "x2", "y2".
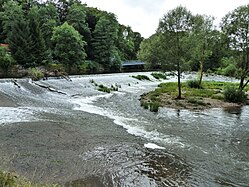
[
  {"x1": 91, "y1": 14, "x2": 120, "y2": 71},
  {"x1": 223, "y1": 86, "x2": 247, "y2": 103},
  {"x1": 221, "y1": 4, "x2": 249, "y2": 89},
  {"x1": 97, "y1": 84, "x2": 118, "y2": 93},
  {"x1": 98, "y1": 84, "x2": 111, "y2": 93},
  {"x1": 155, "y1": 81, "x2": 243, "y2": 100},
  {"x1": 29, "y1": 68, "x2": 44, "y2": 81},
  {"x1": 132, "y1": 75, "x2": 150, "y2": 81},
  {"x1": 149, "y1": 102, "x2": 160, "y2": 112},
  {"x1": 0, "y1": 170, "x2": 60, "y2": 187},
  {"x1": 0, "y1": 46, "x2": 15, "y2": 70},
  {"x1": 66, "y1": 3, "x2": 91, "y2": 42},
  {"x1": 157, "y1": 6, "x2": 194, "y2": 98},
  {"x1": 151, "y1": 72, "x2": 166, "y2": 80},
  {"x1": 222, "y1": 64, "x2": 237, "y2": 77},
  {"x1": 187, "y1": 79, "x2": 202, "y2": 89},
  {"x1": 0, "y1": 0, "x2": 142, "y2": 74},
  {"x1": 51, "y1": 22, "x2": 87, "y2": 69}
]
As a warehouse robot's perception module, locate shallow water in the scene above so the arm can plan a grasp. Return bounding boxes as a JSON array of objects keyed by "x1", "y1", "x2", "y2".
[{"x1": 0, "y1": 72, "x2": 248, "y2": 186}]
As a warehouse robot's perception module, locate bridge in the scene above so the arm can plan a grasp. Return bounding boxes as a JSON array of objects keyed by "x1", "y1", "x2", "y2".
[{"x1": 121, "y1": 61, "x2": 145, "y2": 72}]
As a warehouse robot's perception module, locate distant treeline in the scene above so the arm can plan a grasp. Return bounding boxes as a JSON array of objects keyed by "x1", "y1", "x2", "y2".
[{"x1": 0, "y1": 0, "x2": 143, "y2": 75}]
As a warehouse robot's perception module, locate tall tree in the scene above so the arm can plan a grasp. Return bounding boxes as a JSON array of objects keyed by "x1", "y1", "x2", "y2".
[
  {"x1": 51, "y1": 22, "x2": 87, "y2": 71},
  {"x1": 157, "y1": 6, "x2": 193, "y2": 99},
  {"x1": 27, "y1": 5, "x2": 46, "y2": 65},
  {"x1": 66, "y1": 3, "x2": 91, "y2": 56},
  {"x1": 190, "y1": 15, "x2": 214, "y2": 86},
  {"x1": 138, "y1": 33, "x2": 163, "y2": 69},
  {"x1": 92, "y1": 14, "x2": 120, "y2": 71},
  {"x1": 37, "y1": 2, "x2": 60, "y2": 49},
  {"x1": 222, "y1": 4, "x2": 249, "y2": 90}
]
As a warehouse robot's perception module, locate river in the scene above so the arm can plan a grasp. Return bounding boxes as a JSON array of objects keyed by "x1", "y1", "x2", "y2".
[{"x1": 0, "y1": 72, "x2": 248, "y2": 187}]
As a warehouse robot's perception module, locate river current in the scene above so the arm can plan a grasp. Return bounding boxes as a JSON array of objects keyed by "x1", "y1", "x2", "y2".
[{"x1": 0, "y1": 72, "x2": 248, "y2": 186}]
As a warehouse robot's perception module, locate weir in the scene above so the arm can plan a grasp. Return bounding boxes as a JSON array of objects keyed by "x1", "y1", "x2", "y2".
[{"x1": 0, "y1": 72, "x2": 248, "y2": 186}]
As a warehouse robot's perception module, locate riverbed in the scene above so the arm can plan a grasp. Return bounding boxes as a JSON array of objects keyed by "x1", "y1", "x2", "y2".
[{"x1": 0, "y1": 72, "x2": 248, "y2": 186}]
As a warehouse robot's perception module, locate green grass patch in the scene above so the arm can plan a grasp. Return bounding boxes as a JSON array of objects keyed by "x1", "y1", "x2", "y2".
[
  {"x1": 156, "y1": 81, "x2": 246, "y2": 100},
  {"x1": 98, "y1": 84, "x2": 118, "y2": 93},
  {"x1": 132, "y1": 75, "x2": 150, "y2": 81},
  {"x1": 151, "y1": 72, "x2": 167, "y2": 80},
  {"x1": 0, "y1": 170, "x2": 60, "y2": 187}
]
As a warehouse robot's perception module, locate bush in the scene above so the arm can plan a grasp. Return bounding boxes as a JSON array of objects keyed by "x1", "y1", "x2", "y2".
[
  {"x1": 149, "y1": 102, "x2": 160, "y2": 112},
  {"x1": 132, "y1": 75, "x2": 150, "y2": 81},
  {"x1": 151, "y1": 72, "x2": 166, "y2": 80},
  {"x1": 187, "y1": 79, "x2": 201, "y2": 89},
  {"x1": 98, "y1": 84, "x2": 111, "y2": 93},
  {"x1": 0, "y1": 47, "x2": 15, "y2": 71},
  {"x1": 223, "y1": 86, "x2": 247, "y2": 103},
  {"x1": 29, "y1": 68, "x2": 44, "y2": 81},
  {"x1": 97, "y1": 84, "x2": 118, "y2": 93},
  {"x1": 222, "y1": 64, "x2": 237, "y2": 77}
]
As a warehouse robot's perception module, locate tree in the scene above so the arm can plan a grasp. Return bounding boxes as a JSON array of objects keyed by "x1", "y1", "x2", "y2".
[
  {"x1": 37, "y1": 2, "x2": 60, "y2": 49},
  {"x1": 8, "y1": 18, "x2": 36, "y2": 67},
  {"x1": 51, "y1": 22, "x2": 87, "y2": 71},
  {"x1": 66, "y1": 3, "x2": 91, "y2": 57},
  {"x1": 157, "y1": 6, "x2": 193, "y2": 99},
  {"x1": 222, "y1": 4, "x2": 249, "y2": 90},
  {"x1": 138, "y1": 33, "x2": 163, "y2": 69},
  {"x1": 190, "y1": 15, "x2": 214, "y2": 86},
  {"x1": 0, "y1": 46, "x2": 15, "y2": 73},
  {"x1": 27, "y1": 6, "x2": 46, "y2": 65},
  {"x1": 92, "y1": 14, "x2": 120, "y2": 71}
]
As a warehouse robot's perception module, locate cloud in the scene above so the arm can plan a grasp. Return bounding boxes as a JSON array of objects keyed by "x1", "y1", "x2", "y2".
[{"x1": 82, "y1": 0, "x2": 249, "y2": 38}]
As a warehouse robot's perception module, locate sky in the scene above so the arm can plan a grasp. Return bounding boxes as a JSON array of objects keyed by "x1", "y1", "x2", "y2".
[{"x1": 82, "y1": 0, "x2": 249, "y2": 38}]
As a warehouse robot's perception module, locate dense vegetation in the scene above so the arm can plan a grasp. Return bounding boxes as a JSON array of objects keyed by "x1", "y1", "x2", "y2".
[
  {"x1": 0, "y1": 0, "x2": 143, "y2": 75},
  {"x1": 138, "y1": 4, "x2": 249, "y2": 93}
]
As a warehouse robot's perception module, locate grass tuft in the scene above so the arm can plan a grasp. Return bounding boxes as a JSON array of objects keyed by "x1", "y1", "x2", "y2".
[
  {"x1": 151, "y1": 72, "x2": 167, "y2": 80},
  {"x1": 132, "y1": 75, "x2": 150, "y2": 81}
]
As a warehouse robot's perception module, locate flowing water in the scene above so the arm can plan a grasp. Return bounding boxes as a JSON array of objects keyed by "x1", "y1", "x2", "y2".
[{"x1": 0, "y1": 72, "x2": 248, "y2": 187}]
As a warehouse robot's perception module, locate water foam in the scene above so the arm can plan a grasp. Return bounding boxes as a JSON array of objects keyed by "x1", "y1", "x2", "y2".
[
  {"x1": 144, "y1": 143, "x2": 165, "y2": 150},
  {"x1": 71, "y1": 94, "x2": 185, "y2": 148},
  {"x1": 0, "y1": 107, "x2": 38, "y2": 125}
]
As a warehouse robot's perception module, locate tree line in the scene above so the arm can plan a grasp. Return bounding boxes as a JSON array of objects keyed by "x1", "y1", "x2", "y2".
[
  {"x1": 138, "y1": 5, "x2": 249, "y2": 98},
  {"x1": 0, "y1": 0, "x2": 143, "y2": 75}
]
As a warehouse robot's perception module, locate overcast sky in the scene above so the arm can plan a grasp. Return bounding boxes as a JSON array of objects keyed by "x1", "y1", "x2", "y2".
[{"x1": 82, "y1": 0, "x2": 249, "y2": 38}]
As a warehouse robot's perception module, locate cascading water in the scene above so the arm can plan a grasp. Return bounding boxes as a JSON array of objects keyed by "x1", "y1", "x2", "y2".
[{"x1": 0, "y1": 72, "x2": 248, "y2": 186}]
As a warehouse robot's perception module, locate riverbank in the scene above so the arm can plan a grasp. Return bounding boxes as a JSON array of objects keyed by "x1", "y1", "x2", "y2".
[{"x1": 140, "y1": 81, "x2": 248, "y2": 111}]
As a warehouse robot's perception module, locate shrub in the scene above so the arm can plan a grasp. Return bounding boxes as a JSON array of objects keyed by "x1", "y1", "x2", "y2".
[
  {"x1": 223, "y1": 86, "x2": 247, "y2": 103},
  {"x1": 149, "y1": 102, "x2": 160, "y2": 112},
  {"x1": 97, "y1": 84, "x2": 118, "y2": 93},
  {"x1": 132, "y1": 75, "x2": 150, "y2": 81},
  {"x1": 222, "y1": 64, "x2": 237, "y2": 77},
  {"x1": 29, "y1": 68, "x2": 44, "y2": 81},
  {"x1": 151, "y1": 72, "x2": 167, "y2": 80},
  {"x1": 187, "y1": 79, "x2": 202, "y2": 89},
  {"x1": 98, "y1": 84, "x2": 111, "y2": 93},
  {"x1": 140, "y1": 101, "x2": 149, "y2": 109}
]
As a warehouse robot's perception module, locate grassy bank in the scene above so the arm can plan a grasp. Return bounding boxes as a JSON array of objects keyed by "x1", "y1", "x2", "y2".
[
  {"x1": 0, "y1": 170, "x2": 59, "y2": 187},
  {"x1": 140, "y1": 81, "x2": 249, "y2": 111}
]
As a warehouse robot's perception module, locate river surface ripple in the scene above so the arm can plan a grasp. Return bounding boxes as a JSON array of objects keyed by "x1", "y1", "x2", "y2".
[{"x1": 0, "y1": 72, "x2": 248, "y2": 187}]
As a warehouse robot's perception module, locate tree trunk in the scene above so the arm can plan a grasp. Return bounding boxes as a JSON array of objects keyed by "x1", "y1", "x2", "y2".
[
  {"x1": 177, "y1": 62, "x2": 181, "y2": 99},
  {"x1": 239, "y1": 76, "x2": 245, "y2": 89}
]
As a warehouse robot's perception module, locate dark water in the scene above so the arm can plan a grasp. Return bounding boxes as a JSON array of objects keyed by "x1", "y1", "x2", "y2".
[{"x1": 0, "y1": 72, "x2": 248, "y2": 186}]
